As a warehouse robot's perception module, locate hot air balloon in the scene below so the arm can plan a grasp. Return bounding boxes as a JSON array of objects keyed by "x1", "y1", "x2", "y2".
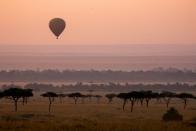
[{"x1": 49, "y1": 18, "x2": 66, "y2": 39}]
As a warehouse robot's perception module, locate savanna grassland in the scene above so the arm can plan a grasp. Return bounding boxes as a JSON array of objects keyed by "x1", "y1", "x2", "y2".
[{"x1": 0, "y1": 96, "x2": 196, "y2": 131}]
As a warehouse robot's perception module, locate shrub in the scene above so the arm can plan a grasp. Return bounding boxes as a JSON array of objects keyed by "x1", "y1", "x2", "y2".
[
  {"x1": 162, "y1": 107, "x2": 183, "y2": 121},
  {"x1": 189, "y1": 117, "x2": 196, "y2": 127}
]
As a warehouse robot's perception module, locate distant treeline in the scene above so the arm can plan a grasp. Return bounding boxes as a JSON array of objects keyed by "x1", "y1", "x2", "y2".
[
  {"x1": 0, "y1": 68, "x2": 196, "y2": 82},
  {"x1": 2, "y1": 82, "x2": 196, "y2": 93}
]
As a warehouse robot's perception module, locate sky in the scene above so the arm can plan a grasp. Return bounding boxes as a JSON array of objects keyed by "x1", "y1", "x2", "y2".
[{"x1": 0, "y1": 0, "x2": 195, "y2": 46}]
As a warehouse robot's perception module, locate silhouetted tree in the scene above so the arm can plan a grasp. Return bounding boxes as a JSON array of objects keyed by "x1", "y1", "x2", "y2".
[
  {"x1": 3, "y1": 87, "x2": 24, "y2": 112},
  {"x1": 177, "y1": 93, "x2": 194, "y2": 109},
  {"x1": 160, "y1": 91, "x2": 175, "y2": 109},
  {"x1": 105, "y1": 94, "x2": 116, "y2": 104},
  {"x1": 0, "y1": 91, "x2": 4, "y2": 97},
  {"x1": 0, "y1": 91, "x2": 4, "y2": 101},
  {"x1": 128, "y1": 91, "x2": 139, "y2": 112},
  {"x1": 58, "y1": 94, "x2": 67, "y2": 103},
  {"x1": 143, "y1": 91, "x2": 154, "y2": 108},
  {"x1": 41, "y1": 92, "x2": 58, "y2": 113},
  {"x1": 68, "y1": 93, "x2": 83, "y2": 104},
  {"x1": 22, "y1": 89, "x2": 33, "y2": 105},
  {"x1": 136, "y1": 91, "x2": 145, "y2": 106},
  {"x1": 117, "y1": 93, "x2": 129, "y2": 111}
]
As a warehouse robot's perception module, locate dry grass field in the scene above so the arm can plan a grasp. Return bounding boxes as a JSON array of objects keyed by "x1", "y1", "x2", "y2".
[{"x1": 0, "y1": 97, "x2": 196, "y2": 131}]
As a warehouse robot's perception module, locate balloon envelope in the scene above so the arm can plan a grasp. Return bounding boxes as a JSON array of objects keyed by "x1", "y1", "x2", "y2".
[{"x1": 49, "y1": 18, "x2": 66, "y2": 39}]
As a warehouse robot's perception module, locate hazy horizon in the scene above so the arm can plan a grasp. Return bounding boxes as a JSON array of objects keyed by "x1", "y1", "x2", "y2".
[
  {"x1": 0, "y1": 44, "x2": 196, "y2": 56},
  {"x1": 0, "y1": 44, "x2": 195, "y2": 71}
]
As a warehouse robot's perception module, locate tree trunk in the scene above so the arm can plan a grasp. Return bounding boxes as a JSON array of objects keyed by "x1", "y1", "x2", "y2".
[
  {"x1": 49, "y1": 102, "x2": 51, "y2": 113},
  {"x1": 166, "y1": 102, "x2": 169, "y2": 109},
  {"x1": 14, "y1": 100, "x2": 18, "y2": 112},
  {"x1": 74, "y1": 97, "x2": 77, "y2": 104},
  {"x1": 122, "y1": 99, "x2": 127, "y2": 111},
  {"x1": 184, "y1": 99, "x2": 187, "y2": 109},
  {"x1": 146, "y1": 99, "x2": 149, "y2": 108},
  {"x1": 131, "y1": 100, "x2": 134, "y2": 112},
  {"x1": 49, "y1": 97, "x2": 52, "y2": 113},
  {"x1": 140, "y1": 99, "x2": 144, "y2": 106},
  {"x1": 164, "y1": 98, "x2": 171, "y2": 109},
  {"x1": 25, "y1": 97, "x2": 28, "y2": 104},
  {"x1": 166, "y1": 100, "x2": 170, "y2": 109}
]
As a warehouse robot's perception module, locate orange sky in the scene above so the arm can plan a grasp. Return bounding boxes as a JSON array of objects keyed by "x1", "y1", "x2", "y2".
[{"x1": 0, "y1": 0, "x2": 195, "y2": 45}]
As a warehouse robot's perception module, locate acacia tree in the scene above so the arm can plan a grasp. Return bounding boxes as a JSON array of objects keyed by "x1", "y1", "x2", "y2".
[
  {"x1": 128, "y1": 91, "x2": 139, "y2": 112},
  {"x1": 0, "y1": 91, "x2": 4, "y2": 101},
  {"x1": 136, "y1": 91, "x2": 145, "y2": 106},
  {"x1": 117, "y1": 92, "x2": 142, "y2": 112},
  {"x1": 41, "y1": 92, "x2": 58, "y2": 113},
  {"x1": 58, "y1": 94, "x2": 67, "y2": 103},
  {"x1": 160, "y1": 91, "x2": 175, "y2": 109},
  {"x1": 68, "y1": 93, "x2": 83, "y2": 104},
  {"x1": 22, "y1": 89, "x2": 33, "y2": 105},
  {"x1": 3, "y1": 87, "x2": 24, "y2": 112},
  {"x1": 117, "y1": 93, "x2": 129, "y2": 111},
  {"x1": 177, "y1": 93, "x2": 194, "y2": 109},
  {"x1": 143, "y1": 91, "x2": 154, "y2": 108},
  {"x1": 105, "y1": 94, "x2": 116, "y2": 104}
]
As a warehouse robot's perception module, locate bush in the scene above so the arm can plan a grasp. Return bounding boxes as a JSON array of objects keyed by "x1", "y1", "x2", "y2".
[
  {"x1": 189, "y1": 117, "x2": 196, "y2": 127},
  {"x1": 162, "y1": 107, "x2": 183, "y2": 121}
]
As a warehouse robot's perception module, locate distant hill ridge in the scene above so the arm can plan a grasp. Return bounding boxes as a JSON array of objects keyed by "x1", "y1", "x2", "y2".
[{"x1": 0, "y1": 68, "x2": 195, "y2": 82}]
